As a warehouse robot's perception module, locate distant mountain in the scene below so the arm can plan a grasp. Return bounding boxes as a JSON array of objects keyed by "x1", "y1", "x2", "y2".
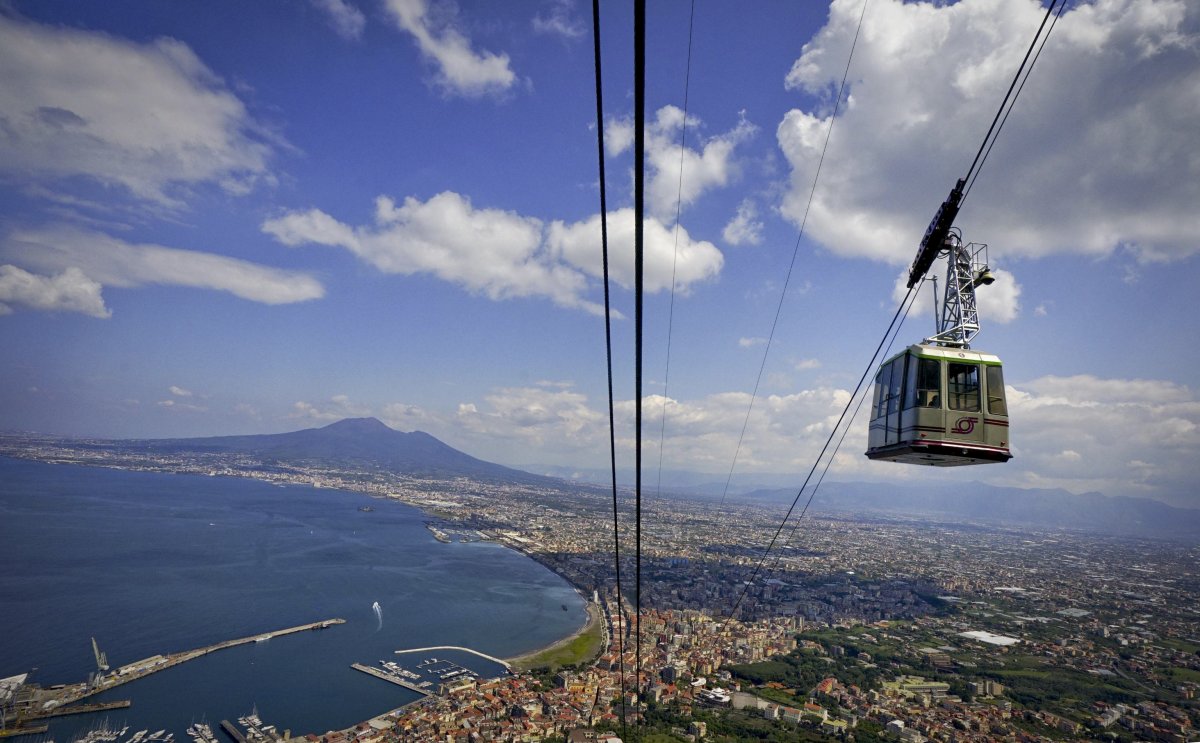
[
  {"x1": 127, "y1": 417, "x2": 547, "y2": 483},
  {"x1": 738, "y1": 480, "x2": 1200, "y2": 540}
]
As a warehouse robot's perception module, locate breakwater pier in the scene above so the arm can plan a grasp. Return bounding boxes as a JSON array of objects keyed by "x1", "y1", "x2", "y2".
[
  {"x1": 4, "y1": 619, "x2": 344, "y2": 731},
  {"x1": 349, "y1": 664, "x2": 431, "y2": 697}
]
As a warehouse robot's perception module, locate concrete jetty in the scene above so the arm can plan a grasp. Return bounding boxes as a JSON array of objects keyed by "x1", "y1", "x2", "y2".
[
  {"x1": 17, "y1": 619, "x2": 345, "y2": 715},
  {"x1": 28, "y1": 699, "x2": 132, "y2": 719},
  {"x1": 350, "y1": 663, "x2": 431, "y2": 697},
  {"x1": 392, "y1": 645, "x2": 511, "y2": 670},
  {"x1": 220, "y1": 720, "x2": 247, "y2": 743}
]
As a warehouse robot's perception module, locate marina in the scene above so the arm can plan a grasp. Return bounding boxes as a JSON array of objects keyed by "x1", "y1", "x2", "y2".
[
  {"x1": 350, "y1": 646, "x2": 512, "y2": 704},
  {"x1": 348, "y1": 664, "x2": 431, "y2": 698}
]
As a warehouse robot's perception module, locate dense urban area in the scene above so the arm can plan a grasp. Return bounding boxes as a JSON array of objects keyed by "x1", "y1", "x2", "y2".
[{"x1": 2, "y1": 434, "x2": 1198, "y2": 742}]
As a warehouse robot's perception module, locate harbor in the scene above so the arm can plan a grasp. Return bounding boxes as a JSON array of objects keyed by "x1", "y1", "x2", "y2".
[
  {"x1": 349, "y1": 646, "x2": 512, "y2": 705},
  {"x1": 2, "y1": 620, "x2": 344, "y2": 737}
]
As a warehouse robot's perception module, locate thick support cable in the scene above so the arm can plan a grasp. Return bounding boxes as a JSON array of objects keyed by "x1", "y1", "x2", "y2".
[
  {"x1": 778, "y1": 287, "x2": 923, "y2": 564},
  {"x1": 590, "y1": 0, "x2": 626, "y2": 733},
  {"x1": 730, "y1": 283, "x2": 916, "y2": 619},
  {"x1": 633, "y1": 0, "x2": 646, "y2": 706},
  {"x1": 962, "y1": 0, "x2": 1062, "y2": 198},
  {"x1": 963, "y1": 0, "x2": 1066, "y2": 204}
]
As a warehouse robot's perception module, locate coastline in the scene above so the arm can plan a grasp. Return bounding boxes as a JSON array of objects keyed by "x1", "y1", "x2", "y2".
[{"x1": 504, "y1": 600, "x2": 605, "y2": 671}]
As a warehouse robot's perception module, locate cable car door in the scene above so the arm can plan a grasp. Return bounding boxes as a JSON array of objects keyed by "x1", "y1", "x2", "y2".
[{"x1": 944, "y1": 360, "x2": 984, "y2": 447}]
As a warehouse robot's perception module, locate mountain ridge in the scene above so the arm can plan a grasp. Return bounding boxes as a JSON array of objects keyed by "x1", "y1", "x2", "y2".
[{"x1": 126, "y1": 417, "x2": 547, "y2": 484}]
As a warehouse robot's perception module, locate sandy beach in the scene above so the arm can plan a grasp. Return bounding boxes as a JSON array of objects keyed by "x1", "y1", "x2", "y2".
[{"x1": 505, "y1": 600, "x2": 606, "y2": 669}]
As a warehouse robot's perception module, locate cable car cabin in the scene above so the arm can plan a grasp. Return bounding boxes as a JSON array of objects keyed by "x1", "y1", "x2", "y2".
[{"x1": 866, "y1": 344, "x2": 1011, "y2": 466}]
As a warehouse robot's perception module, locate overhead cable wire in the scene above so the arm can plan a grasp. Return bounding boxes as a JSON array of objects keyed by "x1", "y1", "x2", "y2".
[
  {"x1": 730, "y1": 281, "x2": 917, "y2": 619},
  {"x1": 733, "y1": 0, "x2": 1066, "y2": 624},
  {"x1": 717, "y1": 0, "x2": 871, "y2": 509},
  {"x1": 746, "y1": 283, "x2": 925, "y2": 618},
  {"x1": 780, "y1": 284, "x2": 923, "y2": 554},
  {"x1": 961, "y1": 0, "x2": 1063, "y2": 200},
  {"x1": 590, "y1": 0, "x2": 627, "y2": 733},
  {"x1": 654, "y1": 0, "x2": 697, "y2": 502},
  {"x1": 963, "y1": 0, "x2": 1067, "y2": 204},
  {"x1": 632, "y1": 0, "x2": 647, "y2": 707}
]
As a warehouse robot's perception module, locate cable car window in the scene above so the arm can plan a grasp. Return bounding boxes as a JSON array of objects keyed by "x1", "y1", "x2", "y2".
[
  {"x1": 947, "y1": 362, "x2": 980, "y2": 411},
  {"x1": 986, "y1": 365, "x2": 1007, "y2": 415},
  {"x1": 886, "y1": 358, "x2": 903, "y2": 415},
  {"x1": 916, "y1": 358, "x2": 940, "y2": 408},
  {"x1": 875, "y1": 364, "x2": 892, "y2": 419}
]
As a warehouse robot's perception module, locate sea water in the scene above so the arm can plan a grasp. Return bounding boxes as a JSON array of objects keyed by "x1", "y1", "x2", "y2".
[{"x1": 0, "y1": 457, "x2": 585, "y2": 738}]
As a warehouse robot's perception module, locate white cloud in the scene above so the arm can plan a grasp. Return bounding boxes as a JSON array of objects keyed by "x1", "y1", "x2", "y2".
[
  {"x1": 532, "y1": 0, "x2": 584, "y2": 40},
  {"x1": 891, "y1": 263, "x2": 1021, "y2": 327},
  {"x1": 975, "y1": 268, "x2": 1020, "y2": 324},
  {"x1": 778, "y1": 0, "x2": 1200, "y2": 264},
  {"x1": 289, "y1": 395, "x2": 372, "y2": 422},
  {"x1": 546, "y1": 208, "x2": 724, "y2": 294},
  {"x1": 604, "y1": 108, "x2": 757, "y2": 220},
  {"x1": 383, "y1": 0, "x2": 516, "y2": 98},
  {"x1": 604, "y1": 117, "x2": 635, "y2": 158},
  {"x1": 739, "y1": 337, "x2": 767, "y2": 348},
  {"x1": 794, "y1": 358, "x2": 821, "y2": 371},
  {"x1": 1004, "y1": 374, "x2": 1199, "y2": 506},
  {"x1": 312, "y1": 0, "x2": 367, "y2": 40},
  {"x1": 157, "y1": 398, "x2": 206, "y2": 412},
  {"x1": 723, "y1": 199, "x2": 764, "y2": 246},
  {"x1": 333, "y1": 373, "x2": 1198, "y2": 508},
  {"x1": 264, "y1": 192, "x2": 724, "y2": 312},
  {"x1": 0, "y1": 264, "x2": 110, "y2": 318},
  {"x1": 457, "y1": 386, "x2": 605, "y2": 449},
  {"x1": 0, "y1": 15, "x2": 274, "y2": 207},
  {"x1": 265, "y1": 191, "x2": 603, "y2": 313},
  {"x1": 169, "y1": 385, "x2": 193, "y2": 397},
  {"x1": 4, "y1": 226, "x2": 324, "y2": 306}
]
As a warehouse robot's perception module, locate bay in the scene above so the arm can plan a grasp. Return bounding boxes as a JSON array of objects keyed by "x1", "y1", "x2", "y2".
[{"x1": 0, "y1": 457, "x2": 585, "y2": 739}]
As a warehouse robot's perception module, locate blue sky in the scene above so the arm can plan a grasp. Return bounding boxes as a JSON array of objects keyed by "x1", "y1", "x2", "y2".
[{"x1": 1, "y1": 0, "x2": 1197, "y2": 508}]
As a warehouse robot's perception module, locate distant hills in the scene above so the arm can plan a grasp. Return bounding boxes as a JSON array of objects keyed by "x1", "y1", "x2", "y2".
[
  {"x1": 126, "y1": 417, "x2": 547, "y2": 484},
  {"x1": 738, "y1": 480, "x2": 1200, "y2": 541},
  {"x1": 529, "y1": 464, "x2": 1198, "y2": 540},
  {"x1": 10, "y1": 416, "x2": 1194, "y2": 540}
]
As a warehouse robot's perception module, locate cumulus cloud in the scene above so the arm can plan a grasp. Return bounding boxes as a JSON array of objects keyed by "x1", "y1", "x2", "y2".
[
  {"x1": 532, "y1": 0, "x2": 584, "y2": 39},
  {"x1": 265, "y1": 191, "x2": 601, "y2": 313},
  {"x1": 312, "y1": 0, "x2": 366, "y2": 40},
  {"x1": 1005, "y1": 374, "x2": 1199, "y2": 506},
  {"x1": 264, "y1": 192, "x2": 723, "y2": 312},
  {"x1": 0, "y1": 15, "x2": 274, "y2": 207},
  {"x1": 289, "y1": 394, "x2": 372, "y2": 422},
  {"x1": 169, "y1": 385, "x2": 193, "y2": 397},
  {"x1": 778, "y1": 0, "x2": 1200, "y2": 264},
  {"x1": 723, "y1": 199, "x2": 764, "y2": 246},
  {"x1": 892, "y1": 263, "x2": 1022, "y2": 326},
  {"x1": 383, "y1": 0, "x2": 516, "y2": 97},
  {"x1": 377, "y1": 381, "x2": 863, "y2": 477},
  {"x1": 0, "y1": 265, "x2": 110, "y2": 318},
  {"x1": 546, "y1": 208, "x2": 723, "y2": 294},
  {"x1": 608, "y1": 108, "x2": 757, "y2": 221},
  {"x1": 457, "y1": 386, "x2": 605, "y2": 449},
  {"x1": 3, "y1": 226, "x2": 324, "y2": 306}
]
